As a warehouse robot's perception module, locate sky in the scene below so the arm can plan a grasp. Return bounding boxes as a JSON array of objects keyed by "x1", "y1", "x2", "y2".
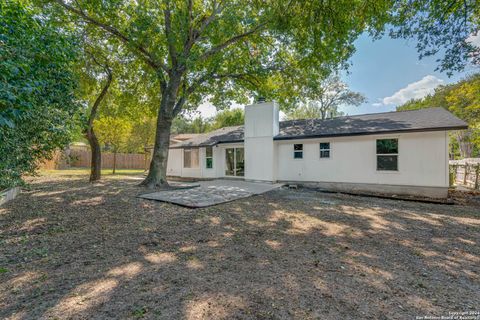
[
  {"x1": 340, "y1": 33, "x2": 478, "y2": 116},
  {"x1": 196, "y1": 33, "x2": 480, "y2": 119}
]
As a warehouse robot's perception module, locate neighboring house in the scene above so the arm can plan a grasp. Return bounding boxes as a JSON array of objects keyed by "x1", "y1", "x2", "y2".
[
  {"x1": 169, "y1": 133, "x2": 202, "y2": 146},
  {"x1": 146, "y1": 133, "x2": 201, "y2": 151},
  {"x1": 167, "y1": 101, "x2": 467, "y2": 198}
]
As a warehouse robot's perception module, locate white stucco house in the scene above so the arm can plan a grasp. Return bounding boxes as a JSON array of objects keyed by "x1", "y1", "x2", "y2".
[{"x1": 166, "y1": 101, "x2": 467, "y2": 198}]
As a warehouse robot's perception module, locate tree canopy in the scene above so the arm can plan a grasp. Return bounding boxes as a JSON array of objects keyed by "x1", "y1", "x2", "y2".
[
  {"x1": 397, "y1": 73, "x2": 480, "y2": 158},
  {"x1": 48, "y1": 0, "x2": 392, "y2": 187},
  {"x1": 391, "y1": 0, "x2": 480, "y2": 75},
  {"x1": 0, "y1": 0, "x2": 79, "y2": 189},
  {"x1": 170, "y1": 108, "x2": 244, "y2": 134},
  {"x1": 285, "y1": 75, "x2": 366, "y2": 120}
]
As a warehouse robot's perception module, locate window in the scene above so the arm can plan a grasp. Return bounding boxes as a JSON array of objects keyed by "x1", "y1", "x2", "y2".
[
  {"x1": 206, "y1": 146, "x2": 213, "y2": 169},
  {"x1": 376, "y1": 139, "x2": 398, "y2": 171},
  {"x1": 320, "y1": 142, "x2": 330, "y2": 158},
  {"x1": 184, "y1": 148, "x2": 199, "y2": 168},
  {"x1": 225, "y1": 147, "x2": 244, "y2": 176},
  {"x1": 294, "y1": 144, "x2": 303, "y2": 159}
]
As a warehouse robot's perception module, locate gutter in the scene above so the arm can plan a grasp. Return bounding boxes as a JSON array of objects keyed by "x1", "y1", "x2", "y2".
[
  {"x1": 168, "y1": 125, "x2": 468, "y2": 149},
  {"x1": 272, "y1": 126, "x2": 468, "y2": 141}
]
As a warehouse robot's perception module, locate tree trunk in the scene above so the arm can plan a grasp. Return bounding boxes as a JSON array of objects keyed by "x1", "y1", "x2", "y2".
[
  {"x1": 144, "y1": 150, "x2": 149, "y2": 172},
  {"x1": 320, "y1": 109, "x2": 326, "y2": 120},
  {"x1": 140, "y1": 73, "x2": 183, "y2": 189},
  {"x1": 113, "y1": 151, "x2": 117, "y2": 174},
  {"x1": 84, "y1": 64, "x2": 112, "y2": 182},
  {"x1": 141, "y1": 112, "x2": 172, "y2": 188},
  {"x1": 86, "y1": 127, "x2": 101, "y2": 182}
]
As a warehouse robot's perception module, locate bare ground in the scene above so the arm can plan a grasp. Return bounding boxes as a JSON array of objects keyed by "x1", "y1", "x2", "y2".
[{"x1": 0, "y1": 172, "x2": 479, "y2": 320}]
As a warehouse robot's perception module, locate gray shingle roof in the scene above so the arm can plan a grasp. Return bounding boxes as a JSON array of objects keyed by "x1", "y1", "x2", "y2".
[
  {"x1": 172, "y1": 108, "x2": 467, "y2": 148},
  {"x1": 172, "y1": 125, "x2": 244, "y2": 148}
]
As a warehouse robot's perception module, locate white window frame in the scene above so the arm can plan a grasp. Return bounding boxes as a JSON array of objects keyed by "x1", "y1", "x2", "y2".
[
  {"x1": 376, "y1": 138, "x2": 399, "y2": 172},
  {"x1": 205, "y1": 146, "x2": 213, "y2": 169},
  {"x1": 293, "y1": 144, "x2": 303, "y2": 159},
  {"x1": 224, "y1": 147, "x2": 244, "y2": 177},
  {"x1": 319, "y1": 142, "x2": 331, "y2": 159}
]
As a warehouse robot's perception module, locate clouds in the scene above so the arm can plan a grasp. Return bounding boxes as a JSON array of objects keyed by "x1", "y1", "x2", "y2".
[
  {"x1": 467, "y1": 33, "x2": 480, "y2": 47},
  {"x1": 196, "y1": 102, "x2": 218, "y2": 118},
  {"x1": 375, "y1": 75, "x2": 444, "y2": 107}
]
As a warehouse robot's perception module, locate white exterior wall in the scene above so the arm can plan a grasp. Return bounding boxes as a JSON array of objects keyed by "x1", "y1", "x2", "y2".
[
  {"x1": 167, "y1": 146, "x2": 220, "y2": 179},
  {"x1": 167, "y1": 149, "x2": 183, "y2": 176},
  {"x1": 244, "y1": 102, "x2": 279, "y2": 182},
  {"x1": 165, "y1": 102, "x2": 452, "y2": 197},
  {"x1": 275, "y1": 131, "x2": 449, "y2": 187}
]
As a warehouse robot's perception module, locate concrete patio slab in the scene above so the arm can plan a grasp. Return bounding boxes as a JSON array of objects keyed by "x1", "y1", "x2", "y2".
[{"x1": 139, "y1": 180, "x2": 283, "y2": 208}]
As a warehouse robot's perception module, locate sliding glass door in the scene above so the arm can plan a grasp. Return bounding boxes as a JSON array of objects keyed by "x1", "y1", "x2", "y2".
[
  {"x1": 225, "y1": 147, "x2": 244, "y2": 177},
  {"x1": 225, "y1": 148, "x2": 235, "y2": 176}
]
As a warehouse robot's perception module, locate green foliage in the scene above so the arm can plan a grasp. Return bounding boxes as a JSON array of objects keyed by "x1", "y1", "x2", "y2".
[
  {"x1": 397, "y1": 74, "x2": 480, "y2": 158},
  {"x1": 171, "y1": 108, "x2": 244, "y2": 134},
  {"x1": 0, "y1": 0, "x2": 79, "y2": 189},
  {"x1": 391, "y1": 0, "x2": 480, "y2": 75},
  {"x1": 126, "y1": 117, "x2": 157, "y2": 153},
  {"x1": 285, "y1": 103, "x2": 345, "y2": 120},
  {"x1": 209, "y1": 108, "x2": 244, "y2": 130},
  {"x1": 48, "y1": 0, "x2": 393, "y2": 185},
  {"x1": 285, "y1": 75, "x2": 365, "y2": 120},
  {"x1": 94, "y1": 116, "x2": 132, "y2": 153},
  {"x1": 49, "y1": 0, "x2": 393, "y2": 115},
  {"x1": 0, "y1": 0, "x2": 77, "y2": 126}
]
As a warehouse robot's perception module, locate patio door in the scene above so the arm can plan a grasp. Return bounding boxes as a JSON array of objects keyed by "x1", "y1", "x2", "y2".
[{"x1": 225, "y1": 147, "x2": 244, "y2": 177}]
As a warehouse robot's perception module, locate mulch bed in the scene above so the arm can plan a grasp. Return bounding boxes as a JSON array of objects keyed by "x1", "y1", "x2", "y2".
[{"x1": 0, "y1": 173, "x2": 479, "y2": 319}]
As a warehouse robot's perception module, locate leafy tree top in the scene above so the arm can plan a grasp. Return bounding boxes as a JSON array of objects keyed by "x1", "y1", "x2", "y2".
[
  {"x1": 391, "y1": 0, "x2": 480, "y2": 75},
  {"x1": 0, "y1": 0, "x2": 78, "y2": 127},
  {"x1": 51, "y1": 0, "x2": 392, "y2": 113}
]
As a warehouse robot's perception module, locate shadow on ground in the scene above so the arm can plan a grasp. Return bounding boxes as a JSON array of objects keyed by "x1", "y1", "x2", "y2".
[{"x1": 0, "y1": 174, "x2": 479, "y2": 319}]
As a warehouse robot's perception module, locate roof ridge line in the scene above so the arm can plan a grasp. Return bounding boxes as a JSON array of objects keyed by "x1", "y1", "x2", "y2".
[{"x1": 279, "y1": 107, "x2": 443, "y2": 123}]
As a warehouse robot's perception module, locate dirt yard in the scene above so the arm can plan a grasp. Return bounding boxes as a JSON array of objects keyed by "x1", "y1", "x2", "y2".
[{"x1": 1, "y1": 172, "x2": 479, "y2": 320}]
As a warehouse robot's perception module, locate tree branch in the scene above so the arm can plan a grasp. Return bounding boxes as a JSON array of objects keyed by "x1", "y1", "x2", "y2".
[
  {"x1": 87, "y1": 53, "x2": 113, "y2": 129},
  {"x1": 171, "y1": 70, "x2": 259, "y2": 116},
  {"x1": 196, "y1": 1, "x2": 225, "y2": 36},
  {"x1": 182, "y1": 0, "x2": 226, "y2": 58},
  {"x1": 198, "y1": 23, "x2": 266, "y2": 61},
  {"x1": 164, "y1": 1, "x2": 178, "y2": 67},
  {"x1": 55, "y1": 0, "x2": 169, "y2": 74}
]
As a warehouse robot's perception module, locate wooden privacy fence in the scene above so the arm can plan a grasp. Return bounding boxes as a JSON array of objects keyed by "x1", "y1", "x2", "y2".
[
  {"x1": 69, "y1": 149, "x2": 150, "y2": 170},
  {"x1": 39, "y1": 151, "x2": 69, "y2": 170},
  {"x1": 39, "y1": 149, "x2": 150, "y2": 170},
  {"x1": 450, "y1": 160, "x2": 480, "y2": 190}
]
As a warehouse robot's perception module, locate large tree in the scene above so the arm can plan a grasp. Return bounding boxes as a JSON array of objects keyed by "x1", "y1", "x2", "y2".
[
  {"x1": 391, "y1": 0, "x2": 480, "y2": 75},
  {"x1": 209, "y1": 108, "x2": 244, "y2": 130},
  {"x1": 285, "y1": 75, "x2": 366, "y2": 120},
  {"x1": 397, "y1": 74, "x2": 480, "y2": 158},
  {"x1": 77, "y1": 43, "x2": 113, "y2": 181},
  {"x1": 50, "y1": 0, "x2": 391, "y2": 188},
  {"x1": 0, "y1": 0, "x2": 79, "y2": 189},
  {"x1": 94, "y1": 116, "x2": 132, "y2": 174}
]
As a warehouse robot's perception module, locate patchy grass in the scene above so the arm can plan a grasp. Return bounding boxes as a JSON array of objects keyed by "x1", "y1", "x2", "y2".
[
  {"x1": 0, "y1": 173, "x2": 479, "y2": 319},
  {"x1": 132, "y1": 306, "x2": 148, "y2": 318},
  {"x1": 38, "y1": 168, "x2": 145, "y2": 177}
]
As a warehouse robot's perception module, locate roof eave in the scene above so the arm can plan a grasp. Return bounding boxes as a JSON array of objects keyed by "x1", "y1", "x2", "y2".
[
  {"x1": 168, "y1": 125, "x2": 468, "y2": 148},
  {"x1": 169, "y1": 139, "x2": 245, "y2": 149},
  {"x1": 273, "y1": 125, "x2": 469, "y2": 141}
]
